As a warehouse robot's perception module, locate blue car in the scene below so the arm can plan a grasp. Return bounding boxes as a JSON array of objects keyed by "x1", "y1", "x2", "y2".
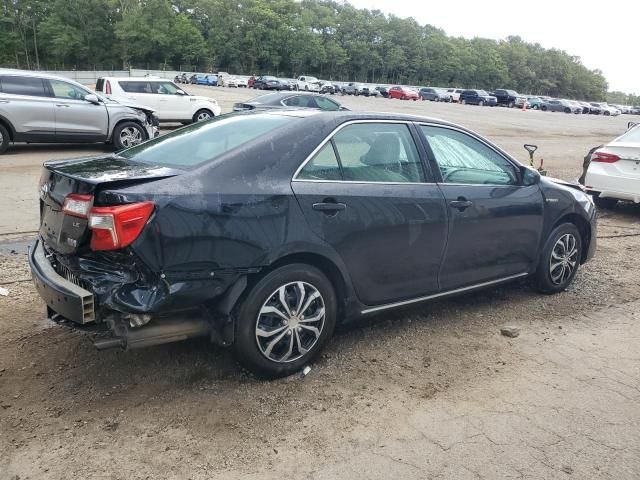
[{"x1": 195, "y1": 74, "x2": 218, "y2": 86}]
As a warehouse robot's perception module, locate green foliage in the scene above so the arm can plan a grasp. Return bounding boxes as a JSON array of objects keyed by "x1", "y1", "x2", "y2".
[
  {"x1": 607, "y1": 91, "x2": 640, "y2": 106},
  {"x1": 0, "y1": 0, "x2": 617, "y2": 99}
]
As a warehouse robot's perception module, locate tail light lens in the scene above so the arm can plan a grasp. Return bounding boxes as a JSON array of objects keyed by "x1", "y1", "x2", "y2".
[
  {"x1": 105, "y1": 80, "x2": 112, "y2": 95},
  {"x1": 592, "y1": 151, "x2": 620, "y2": 163},
  {"x1": 63, "y1": 194, "x2": 93, "y2": 218},
  {"x1": 88, "y1": 202, "x2": 154, "y2": 251}
]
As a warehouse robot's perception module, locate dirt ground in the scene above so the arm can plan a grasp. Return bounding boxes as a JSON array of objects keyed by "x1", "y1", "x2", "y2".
[{"x1": 1, "y1": 88, "x2": 639, "y2": 479}]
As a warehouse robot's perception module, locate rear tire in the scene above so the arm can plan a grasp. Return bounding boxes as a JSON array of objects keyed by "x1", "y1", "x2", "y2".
[
  {"x1": 461, "y1": 99, "x2": 466, "y2": 105},
  {"x1": 233, "y1": 264, "x2": 337, "y2": 378},
  {"x1": 0, "y1": 123, "x2": 9, "y2": 154},
  {"x1": 533, "y1": 223, "x2": 583, "y2": 294},
  {"x1": 113, "y1": 121, "x2": 146, "y2": 150},
  {"x1": 541, "y1": 105, "x2": 548, "y2": 111},
  {"x1": 594, "y1": 195, "x2": 617, "y2": 209}
]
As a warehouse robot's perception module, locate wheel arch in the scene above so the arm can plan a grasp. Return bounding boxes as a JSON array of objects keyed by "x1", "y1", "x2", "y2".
[
  {"x1": 109, "y1": 118, "x2": 147, "y2": 143},
  {"x1": 551, "y1": 213, "x2": 592, "y2": 264},
  {"x1": 0, "y1": 114, "x2": 17, "y2": 141},
  {"x1": 254, "y1": 252, "x2": 350, "y2": 320}
]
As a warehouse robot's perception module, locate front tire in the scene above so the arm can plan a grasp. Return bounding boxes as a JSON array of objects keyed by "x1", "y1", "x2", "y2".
[
  {"x1": 478, "y1": 100, "x2": 484, "y2": 107},
  {"x1": 0, "y1": 123, "x2": 9, "y2": 154},
  {"x1": 193, "y1": 109, "x2": 213, "y2": 123},
  {"x1": 113, "y1": 121, "x2": 146, "y2": 150},
  {"x1": 533, "y1": 223, "x2": 582, "y2": 294},
  {"x1": 233, "y1": 264, "x2": 337, "y2": 378}
]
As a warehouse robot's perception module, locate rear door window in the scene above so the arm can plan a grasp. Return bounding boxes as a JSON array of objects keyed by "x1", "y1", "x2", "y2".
[
  {"x1": 297, "y1": 143, "x2": 342, "y2": 180},
  {"x1": 0, "y1": 75, "x2": 49, "y2": 97},
  {"x1": 119, "y1": 81, "x2": 152, "y2": 94},
  {"x1": 332, "y1": 123, "x2": 425, "y2": 183}
]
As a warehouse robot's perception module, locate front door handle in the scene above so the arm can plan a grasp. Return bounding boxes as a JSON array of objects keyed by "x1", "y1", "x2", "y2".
[
  {"x1": 312, "y1": 201, "x2": 346, "y2": 213},
  {"x1": 450, "y1": 198, "x2": 473, "y2": 211},
  {"x1": 55, "y1": 104, "x2": 70, "y2": 107}
]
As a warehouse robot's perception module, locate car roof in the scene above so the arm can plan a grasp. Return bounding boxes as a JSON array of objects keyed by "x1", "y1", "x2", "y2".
[
  {"x1": 0, "y1": 68, "x2": 88, "y2": 85},
  {"x1": 97, "y1": 77, "x2": 176, "y2": 81}
]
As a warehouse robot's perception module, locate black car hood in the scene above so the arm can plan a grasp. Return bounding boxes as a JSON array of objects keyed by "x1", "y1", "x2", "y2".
[{"x1": 45, "y1": 155, "x2": 182, "y2": 184}]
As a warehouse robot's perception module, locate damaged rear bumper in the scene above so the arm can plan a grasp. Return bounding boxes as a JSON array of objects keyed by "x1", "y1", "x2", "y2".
[
  {"x1": 29, "y1": 239, "x2": 96, "y2": 324},
  {"x1": 29, "y1": 239, "x2": 248, "y2": 349}
]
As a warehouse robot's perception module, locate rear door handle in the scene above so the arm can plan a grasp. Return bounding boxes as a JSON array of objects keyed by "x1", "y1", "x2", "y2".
[
  {"x1": 55, "y1": 104, "x2": 70, "y2": 107},
  {"x1": 312, "y1": 202, "x2": 346, "y2": 212},
  {"x1": 0, "y1": 100, "x2": 9, "y2": 104},
  {"x1": 449, "y1": 198, "x2": 473, "y2": 211}
]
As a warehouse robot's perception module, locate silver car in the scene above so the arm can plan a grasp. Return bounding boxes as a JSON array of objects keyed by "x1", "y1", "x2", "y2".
[{"x1": 0, "y1": 69, "x2": 158, "y2": 154}]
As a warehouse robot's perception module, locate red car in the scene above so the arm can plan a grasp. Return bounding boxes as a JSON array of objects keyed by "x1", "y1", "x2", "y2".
[
  {"x1": 248, "y1": 76, "x2": 256, "y2": 88},
  {"x1": 388, "y1": 86, "x2": 419, "y2": 100}
]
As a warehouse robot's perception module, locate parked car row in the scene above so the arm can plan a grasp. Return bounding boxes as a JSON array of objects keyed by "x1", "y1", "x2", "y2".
[{"x1": 0, "y1": 69, "x2": 159, "y2": 154}]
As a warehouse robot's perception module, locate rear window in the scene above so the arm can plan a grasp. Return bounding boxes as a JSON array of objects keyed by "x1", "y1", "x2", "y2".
[
  {"x1": 96, "y1": 78, "x2": 105, "y2": 92},
  {"x1": 0, "y1": 75, "x2": 49, "y2": 97},
  {"x1": 119, "y1": 113, "x2": 296, "y2": 169}
]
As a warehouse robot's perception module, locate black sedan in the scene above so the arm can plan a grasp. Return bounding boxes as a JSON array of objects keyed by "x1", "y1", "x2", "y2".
[
  {"x1": 30, "y1": 111, "x2": 596, "y2": 378},
  {"x1": 233, "y1": 92, "x2": 347, "y2": 112},
  {"x1": 252, "y1": 76, "x2": 289, "y2": 90}
]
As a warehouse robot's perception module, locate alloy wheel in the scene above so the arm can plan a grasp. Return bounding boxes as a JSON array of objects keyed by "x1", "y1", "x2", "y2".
[
  {"x1": 119, "y1": 126, "x2": 142, "y2": 148},
  {"x1": 196, "y1": 111, "x2": 211, "y2": 121},
  {"x1": 549, "y1": 233, "x2": 579, "y2": 285},
  {"x1": 255, "y1": 281, "x2": 326, "y2": 363}
]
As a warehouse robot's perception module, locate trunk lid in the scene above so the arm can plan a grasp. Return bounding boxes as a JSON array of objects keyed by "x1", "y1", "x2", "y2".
[{"x1": 39, "y1": 155, "x2": 181, "y2": 255}]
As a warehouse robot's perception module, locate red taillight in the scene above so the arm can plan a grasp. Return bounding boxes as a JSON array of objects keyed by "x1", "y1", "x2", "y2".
[
  {"x1": 105, "y1": 80, "x2": 112, "y2": 95},
  {"x1": 88, "y1": 202, "x2": 154, "y2": 251},
  {"x1": 592, "y1": 151, "x2": 619, "y2": 163},
  {"x1": 63, "y1": 194, "x2": 93, "y2": 218}
]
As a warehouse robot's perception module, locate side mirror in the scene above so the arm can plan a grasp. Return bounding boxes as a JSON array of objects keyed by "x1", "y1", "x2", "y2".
[
  {"x1": 176, "y1": 90, "x2": 186, "y2": 95},
  {"x1": 521, "y1": 166, "x2": 541, "y2": 186},
  {"x1": 84, "y1": 93, "x2": 100, "y2": 104}
]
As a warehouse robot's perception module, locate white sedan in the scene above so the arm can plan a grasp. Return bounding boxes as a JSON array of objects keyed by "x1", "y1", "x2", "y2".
[{"x1": 584, "y1": 123, "x2": 640, "y2": 208}]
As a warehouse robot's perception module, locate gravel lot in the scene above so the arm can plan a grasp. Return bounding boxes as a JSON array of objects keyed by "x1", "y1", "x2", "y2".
[{"x1": 1, "y1": 86, "x2": 639, "y2": 479}]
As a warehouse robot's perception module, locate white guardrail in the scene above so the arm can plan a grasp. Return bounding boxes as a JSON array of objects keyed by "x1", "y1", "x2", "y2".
[{"x1": 38, "y1": 69, "x2": 198, "y2": 85}]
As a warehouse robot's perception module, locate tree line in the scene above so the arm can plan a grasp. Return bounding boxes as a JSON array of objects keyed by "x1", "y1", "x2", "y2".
[{"x1": 1, "y1": 0, "x2": 611, "y2": 100}]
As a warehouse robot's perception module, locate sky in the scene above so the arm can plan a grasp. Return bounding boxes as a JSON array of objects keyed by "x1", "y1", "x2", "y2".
[{"x1": 347, "y1": 0, "x2": 638, "y2": 94}]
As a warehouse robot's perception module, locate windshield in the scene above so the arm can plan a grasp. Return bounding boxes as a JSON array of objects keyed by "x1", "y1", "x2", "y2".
[
  {"x1": 119, "y1": 113, "x2": 296, "y2": 169},
  {"x1": 477, "y1": 90, "x2": 489, "y2": 96}
]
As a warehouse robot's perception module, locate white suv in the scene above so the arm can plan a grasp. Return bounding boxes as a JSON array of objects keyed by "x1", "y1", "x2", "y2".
[{"x1": 96, "y1": 77, "x2": 221, "y2": 123}]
